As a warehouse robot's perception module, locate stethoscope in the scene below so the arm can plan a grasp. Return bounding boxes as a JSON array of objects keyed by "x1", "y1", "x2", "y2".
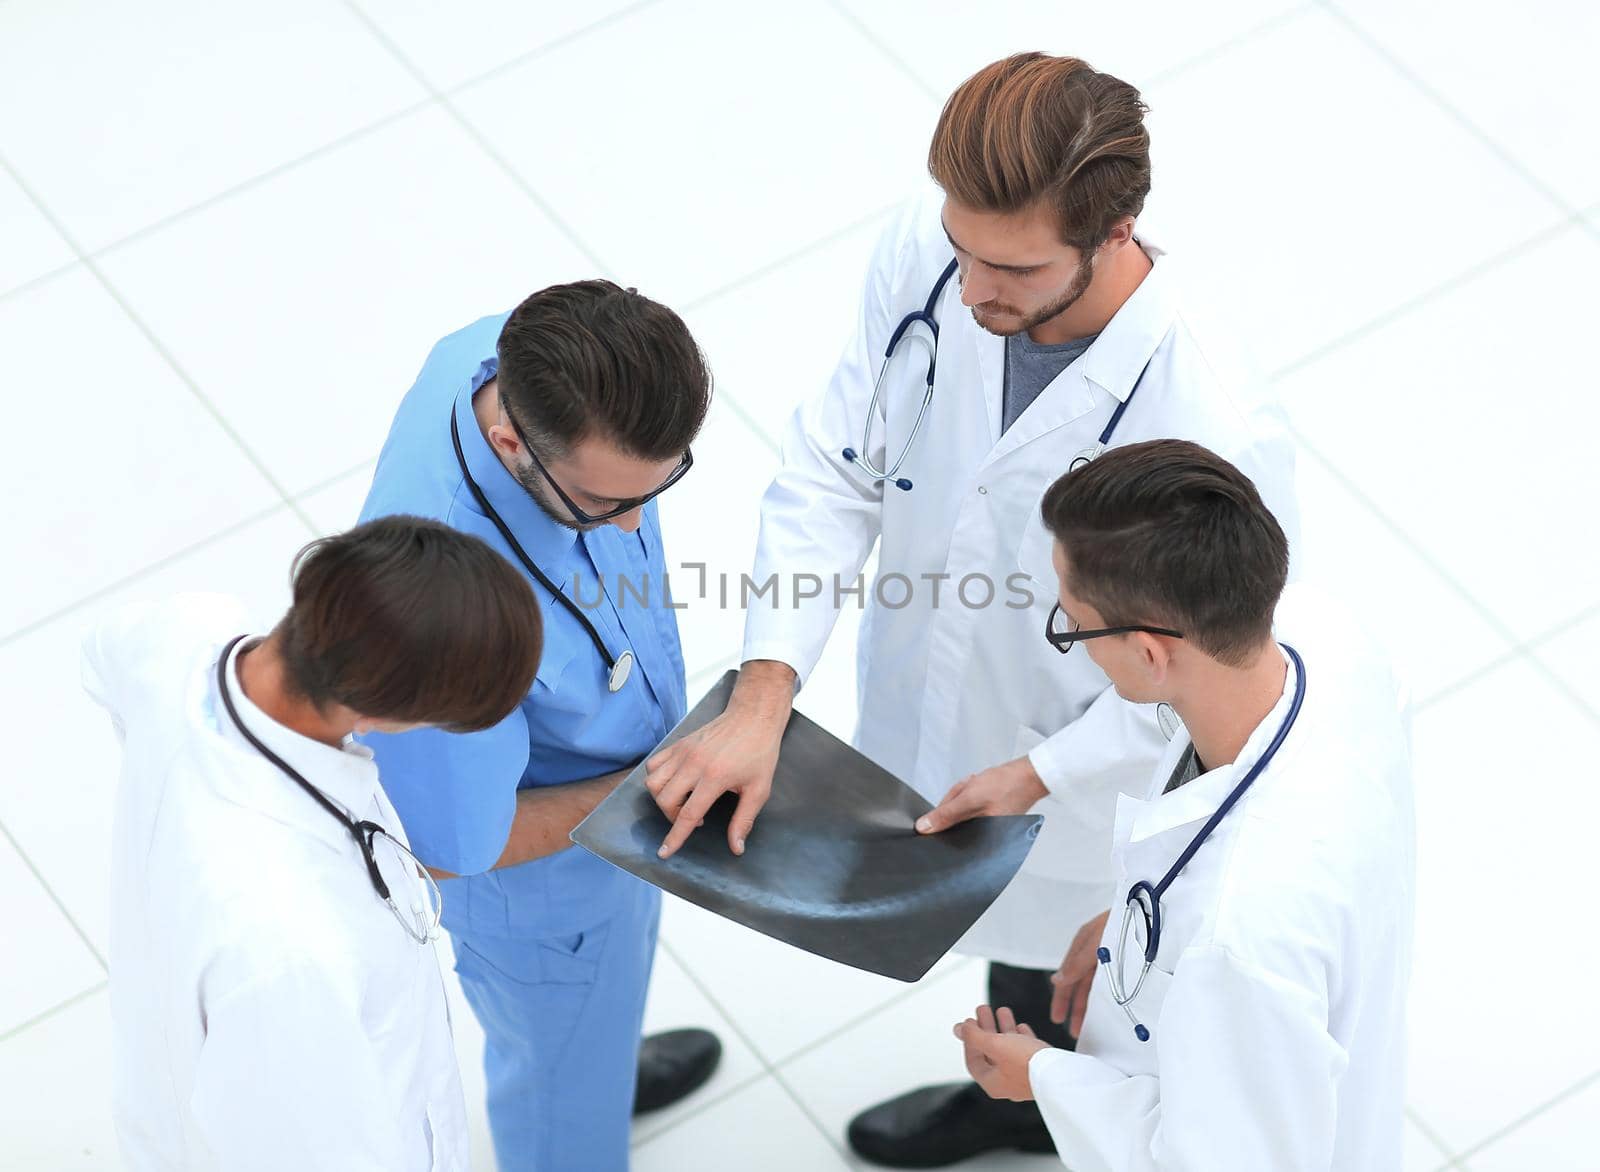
[
  {"x1": 1098, "y1": 644, "x2": 1305, "y2": 1042},
  {"x1": 841, "y1": 256, "x2": 1157, "y2": 489},
  {"x1": 215, "y1": 635, "x2": 442, "y2": 944},
  {"x1": 451, "y1": 410, "x2": 634, "y2": 694}
]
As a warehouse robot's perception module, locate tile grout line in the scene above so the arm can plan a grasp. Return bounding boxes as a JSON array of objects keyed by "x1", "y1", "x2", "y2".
[
  {"x1": 716, "y1": 389, "x2": 784, "y2": 455},
  {"x1": 771, "y1": 957, "x2": 978, "y2": 1072},
  {"x1": 1511, "y1": 597, "x2": 1600, "y2": 661},
  {"x1": 437, "y1": 0, "x2": 671, "y2": 102},
  {"x1": 0, "y1": 454, "x2": 377, "y2": 650},
  {"x1": 1410, "y1": 645, "x2": 1527, "y2": 717},
  {"x1": 1405, "y1": 1104, "x2": 1462, "y2": 1172},
  {"x1": 650, "y1": 938, "x2": 852, "y2": 1163},
  {"x1": 0, "y1": 149, "x2": 317, "y2": 535},
  {"x1": 0, "y1": 3, "x2": 666, "y2": 315},
  {"x1": 0, "y1": 979, "x2": 109, "y2": 1047},
  {"x1": 0, "y1": 817, "x2": 107, "y2": 973},
  {"x1": 1139, "y1": 2, "x2": 1321, "y2": 89},
  {"x1": 0, "y1": 256, "x2": 82, "y2": 305},
  {"x1": 1267, "y1": 209, "x2": 1584, "y2": 383},
  {"x1": 680, "y1": 200, "x2": 901, "y2": 313},
  {"x1": 338, "y1": 0, "x2": 614, "y2": 280},
  {"x1": 629, "y1": 1067, "x2": 770, "y2": 1150},
  {"x1": 1453, "y1": 1066, "x2": 1600, "y2": 1166},
  {"x1": 829, "y1": 0, "x2": 1319, "y2": 104},
  {"x1": 822, "y1": 0, "x2": 941, "y2": 103},
  {"x1": 1316, "y1": 0, "x2": 1579, "y2": 219},
  {"x1": 55, "y1": 96, "x2": 432, "y2": 270},
  {"x1": 1288, "y1": 431, "x2": 1515, "y2": 646},
  {"x1": 1290, "y1": 429, "x2": 1600, "y2": 731}
]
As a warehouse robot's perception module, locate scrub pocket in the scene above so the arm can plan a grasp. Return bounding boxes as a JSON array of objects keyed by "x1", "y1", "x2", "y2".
[
  {"x1": 451, "y1": 923, "x2": 612, "y2": 1077},
  {"x1": 455, "y1": 922, "x2": 610, "y2": 987}
]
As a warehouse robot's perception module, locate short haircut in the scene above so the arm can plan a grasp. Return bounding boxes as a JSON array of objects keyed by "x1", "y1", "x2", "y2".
[
  {"x1": 496, "y1": 280, "x2": 712, "y2": 462},
  {"x1": 928, "y1": 53, "x2": 1152, "y2": 252},
  {"x1": 276, "y1": 516, "x2": 542, "y2": 731},
  {"x1": 1040, "y1": 440, "x2": 1288, "y2": 666}
]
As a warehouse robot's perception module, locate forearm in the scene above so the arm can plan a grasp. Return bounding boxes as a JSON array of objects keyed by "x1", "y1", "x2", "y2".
[
  {"x1": 492, "y1": 768, "x2": 632, "y2": 869},
  {"x1": 423, "y1": 767, "x2": 634, "y2": 880}
]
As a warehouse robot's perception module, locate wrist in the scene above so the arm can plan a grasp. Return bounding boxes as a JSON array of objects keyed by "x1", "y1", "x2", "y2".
[
  {"x1": 731, "y1": 660, "x2": 797, "y2": 723},
  {"x1": 1014, "y1": 755, "x2": 1049, "y2": 804}
]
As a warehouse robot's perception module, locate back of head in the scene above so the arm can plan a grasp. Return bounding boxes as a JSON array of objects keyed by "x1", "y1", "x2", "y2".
[
  {"x1": 277, "y1": 516, "x2": 542, "y2": 730},
  {"x1": 928, "y1": 52, "x2": 1151, "y2": 251},
  {"x1": 1041, "y1": 440, "x2": 1288, "y2": 666},
  {"x1": 496, "y1": 280, "x2": 712, "y2": 462}
]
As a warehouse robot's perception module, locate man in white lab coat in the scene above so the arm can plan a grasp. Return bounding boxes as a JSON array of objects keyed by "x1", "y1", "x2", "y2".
[
  {"x1": 83, "y1": 517, "x2": 544, "y2": 1172},
  {"x1": 955, "y1": 439, "x2": 1414, "y2": 1171},
  {"x1": 643, "y1": 53, "x2": 1299, "y2": 1163}
]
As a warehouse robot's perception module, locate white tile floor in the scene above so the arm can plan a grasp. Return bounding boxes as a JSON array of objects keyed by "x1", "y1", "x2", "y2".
[{"x1": 1, "y1": 2, "x2": 1595, "y2": 1169}]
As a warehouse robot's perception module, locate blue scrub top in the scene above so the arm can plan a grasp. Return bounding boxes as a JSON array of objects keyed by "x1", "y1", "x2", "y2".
[{"x1": 359, "y1": 313, "x2": 689, "y2": 939}]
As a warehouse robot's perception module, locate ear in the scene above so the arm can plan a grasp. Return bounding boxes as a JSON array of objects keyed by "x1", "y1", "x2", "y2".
[
  {"x1": 1097, "y1": 216, "x2": 1137, "y2": 254},
  {"x1": 1131, "y1": 630, "x2": 1174, "y2": 688},
  {"x1": 486, "y1": 420, "x2": 524, "y2": 464}
]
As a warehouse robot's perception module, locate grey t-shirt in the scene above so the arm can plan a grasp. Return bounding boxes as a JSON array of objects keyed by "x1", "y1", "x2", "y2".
[
  {"x1": 1002, "y1": 330, "x2": 1100, "y2": 433},
  {"x1": 1163, "y1": 744, "x2": 1204, "y2": 794}
]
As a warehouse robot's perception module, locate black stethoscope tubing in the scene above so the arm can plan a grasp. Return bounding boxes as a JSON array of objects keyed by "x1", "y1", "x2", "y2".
[
  {"x1": 1103, "y1": 643, "x2": 1306, "y2": 1042},
  {"x1": 214, "y1": 634, "x2": 397, "y2": 901},
  {"x1": 450, "y1": 408, "x2": 631, "y2": 691}
]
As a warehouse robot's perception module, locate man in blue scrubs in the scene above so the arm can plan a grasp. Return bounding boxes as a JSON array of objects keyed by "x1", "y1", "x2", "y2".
[{"x1": 360, "y1": 281, "x2": 721, "y2": 1171}]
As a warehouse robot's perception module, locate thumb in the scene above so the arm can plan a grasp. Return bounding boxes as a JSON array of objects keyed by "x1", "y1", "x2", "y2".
[{"x1": 917, "y1": 782, "x2": 979, "y2": 834}]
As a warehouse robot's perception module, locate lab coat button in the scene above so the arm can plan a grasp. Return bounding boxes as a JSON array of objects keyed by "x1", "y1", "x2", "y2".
[{"x1": 977, "y1": 485, "x2": 988, "y2": 495}]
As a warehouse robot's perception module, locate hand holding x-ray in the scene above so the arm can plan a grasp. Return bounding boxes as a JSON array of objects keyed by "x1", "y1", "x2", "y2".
[{"x1": 574, "y1": 671, "x2": 1044, "y2": 981}]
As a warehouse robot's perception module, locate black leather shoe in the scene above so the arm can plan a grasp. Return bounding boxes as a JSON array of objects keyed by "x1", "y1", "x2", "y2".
[
  {"x1": 847, "y1": 1082, "x2": 1055, "y2": 1167},
  {"x1": 633, "y1": 1028, "x2": 723, "y2": 1114}
]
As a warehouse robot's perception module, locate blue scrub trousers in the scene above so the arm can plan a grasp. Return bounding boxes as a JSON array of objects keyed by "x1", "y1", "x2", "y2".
[{"x1": 452, "y1": 876, "x2": 662, "y2": 1171}]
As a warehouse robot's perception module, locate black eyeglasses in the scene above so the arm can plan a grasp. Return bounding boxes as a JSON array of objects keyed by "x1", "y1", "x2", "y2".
[
  {"x1": 1045, "y1": 602, "x2": 1184, "y2": 654},
  {"x1": 503, "y1": 408, "x2": 692, "y2": 525}
]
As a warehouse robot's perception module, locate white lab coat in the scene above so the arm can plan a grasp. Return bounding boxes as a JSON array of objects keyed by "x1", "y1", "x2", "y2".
[
  {"x1": 1030, "y1": 593, "x2": 1415, "y2": 1171},
  {"x1": 83, "y1": 595, "x2": 467, "y2": 1172},
  {"x1": 743, "y1": 188, "x2": 1300, "y2": 966}
]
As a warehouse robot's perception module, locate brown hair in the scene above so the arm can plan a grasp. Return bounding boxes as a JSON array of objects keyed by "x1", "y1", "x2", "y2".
[
  {"x1": 276, "y1": 516, "x2": 542, "y2": 731},
  {"x1": 928, "y1": 53, "x2": 1151, "y2": 252},
  {"x1": 497, "y1": 280, "x2": 712, "y2": 462},
  {"x1": 1041, "y1": 441, "x2": 1287, "y2": 666}
]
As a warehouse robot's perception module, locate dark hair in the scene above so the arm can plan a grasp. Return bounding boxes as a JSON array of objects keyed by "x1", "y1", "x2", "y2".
[
  {"x1": 276, "y1": 516, "x2": 542, "y2": 731},
  {"x1": 928, "y1": 53, "x2": 1151, "y2": 252},
  {"x1": 496, "y1": 280, "x2": 712, "y2": 462},
  {"x1": 1040, "y1": 440, "x2": 1287, "y2": 666}
]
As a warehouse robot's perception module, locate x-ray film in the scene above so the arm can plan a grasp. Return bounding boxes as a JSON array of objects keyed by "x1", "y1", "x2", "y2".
[{"x1": 571, "y1": 671, "x2": 1043, "y2": 981}]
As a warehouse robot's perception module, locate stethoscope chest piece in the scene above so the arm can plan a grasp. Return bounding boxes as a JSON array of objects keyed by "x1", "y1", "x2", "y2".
[{"x1": 608, "y1": 650, "x2": 634, "y2": 693}]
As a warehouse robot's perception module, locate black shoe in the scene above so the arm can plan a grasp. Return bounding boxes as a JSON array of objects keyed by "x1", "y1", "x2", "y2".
[
  {"x1": 633, "y1": 1028, "x2": 723, "y2": 1115},
  {"x1": 847, "y1": 1082, "x2": 1055, "y2": 1167}
]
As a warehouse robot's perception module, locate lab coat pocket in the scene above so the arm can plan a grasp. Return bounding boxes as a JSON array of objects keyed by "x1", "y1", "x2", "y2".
[{"x1": 1081, "y1": 960, "x2": 1176, "y2": 1077}]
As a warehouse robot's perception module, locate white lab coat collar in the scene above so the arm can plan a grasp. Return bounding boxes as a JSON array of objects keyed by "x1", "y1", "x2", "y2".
[
  {"x1": 981, "y1": 238, "x2": 1179, "y2": 465},
  {"x1": 1115, "y1": 646, "x2": 1305, "y2": 864},
  {"x1": 212, "y1": 637, "x2": 382, "y2": 850},
  {"x1": 1080, "y1": 237, "x2": 1174, "y2": 404}
]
